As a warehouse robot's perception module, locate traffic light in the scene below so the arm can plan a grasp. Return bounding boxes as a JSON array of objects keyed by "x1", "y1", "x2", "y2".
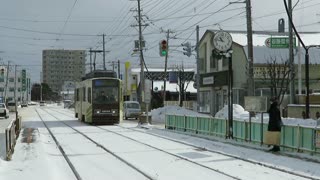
[
  {"x1": 159, "y1": 40, "x2": 168, "y2": 57},
  {"x1": 182, "y1": 42, "x2": 192, "y2": 57}
]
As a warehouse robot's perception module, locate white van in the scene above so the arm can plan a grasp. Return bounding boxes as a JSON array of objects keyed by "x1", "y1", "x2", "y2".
[
  {"x1": 7, "y1": 101, "x2": 16, "y2": 112},
  {"x1": 123, "y1": 101, "x2": 141, "y2": 120}
]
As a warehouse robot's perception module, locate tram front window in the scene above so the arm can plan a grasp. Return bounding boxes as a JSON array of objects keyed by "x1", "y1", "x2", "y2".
[
  {"x1": 93, "y1": 80, "x2": 119, "y2": 104},
  {"x1": 93, "y1": 87, "x2": 118, "y2": 104}
]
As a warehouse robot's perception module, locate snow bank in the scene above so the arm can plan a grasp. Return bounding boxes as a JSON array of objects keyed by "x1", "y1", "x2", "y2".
[
  {"x1": 215, "y1": 104, "x2": 319, "y2": 127},
  {"x1": 151, "y1": 106, "x2": 211, "y2": 123},
  {"x1": 215, "y1": 104, "x2": 250, "y2": 120},
  {"x1": 150, "y1": 104, "x2": 319, "y2": 127}
]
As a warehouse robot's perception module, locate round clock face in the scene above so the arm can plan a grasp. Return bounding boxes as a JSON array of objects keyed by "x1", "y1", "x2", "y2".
[{"x1": 212, "y1": 31, "x2": 233, "y2": 52}]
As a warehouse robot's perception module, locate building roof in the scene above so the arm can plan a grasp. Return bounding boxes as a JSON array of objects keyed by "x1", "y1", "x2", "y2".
[
  {"x1": 199, "y1": 30, "x2": 244, "y2": 48},
  {"x1": 244, "y1": 46, "x2": 320, "y2": 64}
]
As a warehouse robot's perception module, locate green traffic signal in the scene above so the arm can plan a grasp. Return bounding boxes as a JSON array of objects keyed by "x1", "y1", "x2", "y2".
[{"x1": 161, "y1": 50, "x2": 167, "y2": 56}]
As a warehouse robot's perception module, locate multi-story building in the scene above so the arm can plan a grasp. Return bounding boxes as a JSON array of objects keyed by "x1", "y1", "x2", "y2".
[
  {"x1": 0, "y1": 66, "x2": 31, "y2": 104},
  {"x1": 42, "y1": 49, "x2": 86, "y2": 93}
]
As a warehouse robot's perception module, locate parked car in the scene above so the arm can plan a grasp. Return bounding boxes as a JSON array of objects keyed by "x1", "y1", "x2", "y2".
[
  {"x1": 39, "y1": 101, "x2": 46, "y2": 106},
  {"x1": 7, "y1": 102, "x2": 16, "y2": 112},
  {"x1": 123, "y1": 101, "x2": 141, "y2": 120},
  {"x1": 21, "y1": 101, "x2": 28, "y2": 107},
  {"x1": 0, "y1": 103, "x2": 9, "y2": 119}
]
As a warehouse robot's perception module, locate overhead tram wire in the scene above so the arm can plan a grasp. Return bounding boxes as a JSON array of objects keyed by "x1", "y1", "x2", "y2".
[
  {"x1": 173, "y1": 3, "x2": 232, "y2": 37},
  {"x1": 178, "y1": 0, "x2": 220, "y2": 27},
  {"x1": 149, "y1": 6, "x2": 244, "y2": 23},
  {"x1": 56, "y1": 0, "x2": 79, "y2": 43},
  {"x1": 200, "y1": 10, "x2": 246, "y2": 29},
  {"x1": 253, "y1": 1, "x2": 320, "y2": 21},
  {"x1": 87, "y1": 1, "x2": 133, "y2": 50},
  {"x1": 152, "y1": 0, "x2": 201, "y2": 21},
  {"x1": 149, "y1": 1, "x2": 188, "y2": 19}
]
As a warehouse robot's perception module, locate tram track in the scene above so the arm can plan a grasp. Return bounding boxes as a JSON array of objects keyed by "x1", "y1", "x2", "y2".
[
  {"x1": 44, "y1": 108, "x2": 242, "y2": 180},
  {"x1": 49, "y1": 107, "x2": 320, "y2": 180},
  {"x1": 35, "y1": 108, "x2": 154, "y2": 180}
]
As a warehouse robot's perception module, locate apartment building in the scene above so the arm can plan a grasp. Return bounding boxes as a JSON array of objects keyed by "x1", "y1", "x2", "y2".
[
  {"x1": 42, "y1": 49, "x2": 86, "y2": 93},
  {"x1": 0, "y1": 66, "x2": 31, "y2": 103}
]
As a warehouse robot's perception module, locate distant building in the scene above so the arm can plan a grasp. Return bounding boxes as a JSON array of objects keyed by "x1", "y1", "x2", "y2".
[
  {"x1": 0, "y1": 66, "x2": 31, "y2": 104},
  {"x1": 126, "y1": 68, "x2": 196, "y2": 103},
  {"x1": 42, "y1": 49, "x2": 86, "y2": 93}
]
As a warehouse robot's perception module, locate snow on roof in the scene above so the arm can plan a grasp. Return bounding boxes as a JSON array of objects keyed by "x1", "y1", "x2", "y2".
[
  {"x1": 131, "y1": 68, "x2": 195, "y2": 73},
  {"x1": 153, "y1": 81, "x2": 196, "y2": 93}
]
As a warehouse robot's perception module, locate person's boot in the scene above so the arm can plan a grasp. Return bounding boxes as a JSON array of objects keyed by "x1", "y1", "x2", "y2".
[{"x1": 271, "y1": 146, "x2": 280, "y2": 152}]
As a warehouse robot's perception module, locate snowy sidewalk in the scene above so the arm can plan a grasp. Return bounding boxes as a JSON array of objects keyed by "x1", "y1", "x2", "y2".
[{"x1": 0, "y1": 107, "x2": 75, "y2": 180}]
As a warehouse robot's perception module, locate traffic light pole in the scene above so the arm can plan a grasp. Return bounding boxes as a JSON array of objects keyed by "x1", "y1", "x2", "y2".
[
  {"x1": 196, "y1": 25, "x2": 200, "y2": 112},
  {"x1": 163, "y1": 30, "x2": 169, "y2": 104}
]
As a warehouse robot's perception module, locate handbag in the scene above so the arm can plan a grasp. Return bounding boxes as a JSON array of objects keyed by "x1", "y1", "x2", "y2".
[{"x1": 264, "y1": 131, "x2": 281, "y2": 145}]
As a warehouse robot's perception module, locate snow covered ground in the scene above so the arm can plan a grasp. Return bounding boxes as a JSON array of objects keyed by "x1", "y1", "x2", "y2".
[{"x1": 1, "y1": 104, "x2": 320, "y2": 180}]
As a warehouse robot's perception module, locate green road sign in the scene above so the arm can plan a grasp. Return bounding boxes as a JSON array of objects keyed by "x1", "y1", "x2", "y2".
[
  {"x1": 22, "y1": 69, "x2": 26, "y2": 91},
  {"x1": 265, "y1": 37, "x2": 296, "y2": 48}
]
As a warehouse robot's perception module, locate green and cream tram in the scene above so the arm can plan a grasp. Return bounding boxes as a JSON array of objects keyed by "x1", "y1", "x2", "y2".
[{"x1": 75, "y1": 73, "x2": 123, "y2": 124}]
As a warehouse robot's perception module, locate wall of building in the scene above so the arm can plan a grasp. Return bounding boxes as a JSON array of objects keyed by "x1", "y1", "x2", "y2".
[{"x1": 42, "y1": 49, "x2": 86, "y2": 93}]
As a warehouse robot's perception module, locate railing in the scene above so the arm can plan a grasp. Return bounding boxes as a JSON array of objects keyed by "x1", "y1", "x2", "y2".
[
  {"x1": 5, "y1": 116, "x2": 22, "y2": 160},
  {"x1": 166, "y1": 114, "x2": 320, "y2": 155}
]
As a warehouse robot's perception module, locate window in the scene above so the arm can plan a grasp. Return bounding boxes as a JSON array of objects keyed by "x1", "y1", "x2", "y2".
[
  {"x1": 0, "y1": 78, "x2": 4, "y2": 82},
  {"x1": 9, "y1": 78, "x2": 14, "y2": 82},
  {"x1": 222, "y1": 57, "x2": 228, "y2": 67},
  {"x1": 18, "y1": 78, "x2": 21, "y2": 82},
  {"x1": 199, "y1": 91, "x2": 211, "y2": 113},
  {"x1": 9, "y1": 87, "x2": 14, "y2": 92},
  {"x1": 88, "y1": 88, "x2": 91, "y2": 103},
  {"x1": 82, "y1": 87, "x2": 86, "y2": 101},
  {"x1": 210, "y1": 54, "x2": 216, "y2": 69},
  {"x1": 0, "y1": 87, "x2": 4, "y2": 92},
  {"x1": 18, "y1": 88, "x2": 21, "y2": 92},
  {"x1": 76, "y1": 88, "x2": 80, "y2": 101}
]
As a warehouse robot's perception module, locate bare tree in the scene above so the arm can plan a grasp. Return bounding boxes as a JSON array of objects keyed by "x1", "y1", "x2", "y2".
[
  {"x1": 172, "y1": 64, "x2": 192, "y2": 107},
  {"x1": 260, "y1": 56, "x2": 292, "y2": 105}
]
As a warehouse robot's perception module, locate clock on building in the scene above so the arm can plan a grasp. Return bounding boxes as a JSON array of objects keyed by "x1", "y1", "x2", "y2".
[{"x1": 212, "y1": 31, "x2": 233, "y2": 52}]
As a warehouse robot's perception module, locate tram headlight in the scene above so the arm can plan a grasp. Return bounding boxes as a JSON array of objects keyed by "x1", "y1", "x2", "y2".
[{"x1": 94, "y1": 109, "x2": 101, "y2": 114}]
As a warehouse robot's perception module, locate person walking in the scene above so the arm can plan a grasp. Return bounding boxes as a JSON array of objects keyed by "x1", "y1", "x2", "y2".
[{"x1": 267, "y1": 97, "x2": 282, "y2": 152}]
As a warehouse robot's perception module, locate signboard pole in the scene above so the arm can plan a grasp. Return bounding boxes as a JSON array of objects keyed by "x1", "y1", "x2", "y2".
[
  {"x1": 227, "y1": 52, "x2": 233, "y2": 139},
  {"x1": 261, "y1": 113, "x2": 264, "y2": 145}
]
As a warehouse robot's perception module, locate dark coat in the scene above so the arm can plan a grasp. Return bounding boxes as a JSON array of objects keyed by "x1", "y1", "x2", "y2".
[{"x1": 268, "y1": 102, "x2": 282, "y2": 131}]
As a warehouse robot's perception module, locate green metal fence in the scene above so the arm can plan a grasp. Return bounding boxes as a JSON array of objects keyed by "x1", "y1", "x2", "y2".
[{"x1": 165, "y1": 114, "x2": 320, "y2": 155}]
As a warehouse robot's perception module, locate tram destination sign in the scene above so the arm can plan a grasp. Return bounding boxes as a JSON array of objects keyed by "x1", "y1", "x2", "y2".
[{"x1": 265, "y1": 37, "x2": 296, "y2": 48}]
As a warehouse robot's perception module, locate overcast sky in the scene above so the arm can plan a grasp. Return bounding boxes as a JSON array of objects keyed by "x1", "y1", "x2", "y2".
[{"x1": 0, "y1": 0, "x2": 319, "y2": 82}]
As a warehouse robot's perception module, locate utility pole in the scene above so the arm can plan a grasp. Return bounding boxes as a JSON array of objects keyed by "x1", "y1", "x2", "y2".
[
  {"x1": 196, "y1": 25, "x2": 200, "y2": 111},
  {"x1": 288, "y1": 0, "x2": 295, "y2": 103},
  {"x1": 14, "y1": 65, "x2": 17, "y2": 119},
  {"x1": 163, "y1": 29, "x2": 170, "y2": 103},
  {"x1": 4, "y1": 61, "x2": 10, "y2": 104},
  {"x1": 89, "y1": 48, "x2": 92, "y2": 72},
  {"x1": 112, "y1": 61, "x2": 115, "y2": 72},
  {"x1": 137, "y1": 0, "x2": 145, "y2": 104},
  {"x1": 118, "y1": 60, "x2": 120, "y2": 78},
  {"x1": 103, "y1": 34, "x2": 106, "y2": 70},
  {"x1": 246, "y1": 0, "x2": 254, "y2": 96},
  {"x1": 40, "y1": 83, "x2": 42, "y2": 101}
]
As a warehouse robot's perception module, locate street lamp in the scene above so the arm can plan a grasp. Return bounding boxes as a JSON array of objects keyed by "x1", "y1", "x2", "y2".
[{"x1": 305, "y1": 45, "x2": 320, "y2": 118}]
